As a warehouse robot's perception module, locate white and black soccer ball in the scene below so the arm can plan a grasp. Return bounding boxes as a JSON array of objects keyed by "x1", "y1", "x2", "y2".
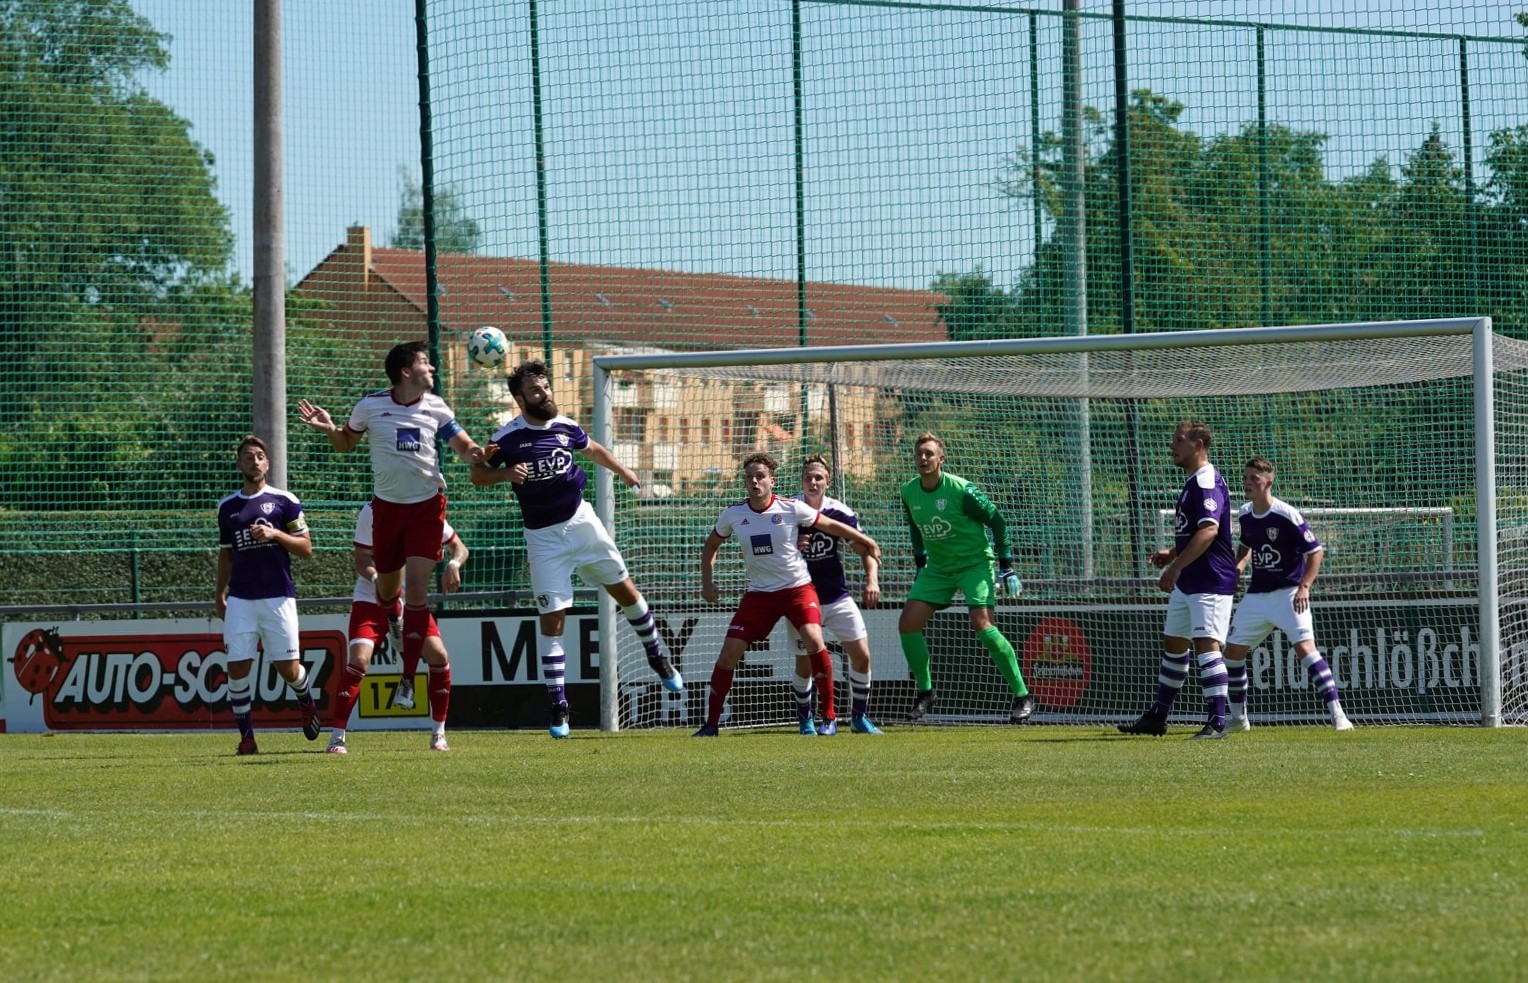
[{"x1": 467, "y1": 325, "x2": 508, "y2": 369}]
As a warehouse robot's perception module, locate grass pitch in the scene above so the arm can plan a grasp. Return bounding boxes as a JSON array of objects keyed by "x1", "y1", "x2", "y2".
[{"x1": 0, "y1": 725, "x2": 1523, "y2": 982}]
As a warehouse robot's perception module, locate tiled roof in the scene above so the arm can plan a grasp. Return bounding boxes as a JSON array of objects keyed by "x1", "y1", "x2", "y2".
[{"x1": 359, "y1": 246, "x2": 948, "y2": 350}]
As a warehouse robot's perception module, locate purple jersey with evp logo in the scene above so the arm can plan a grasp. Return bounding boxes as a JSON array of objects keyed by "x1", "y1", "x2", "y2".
[
  {"x1": 1174, "y1": 463, "x2": 1238, "y2": 595},
  {"x1": 486, "y1": 415, "x2": 591, "y2": 530},
  {"x1": 217, "y1": 487, "x2": 307, "y2": 600},
  {"x1": 1238, "y1": 497, "x2": 1323, "y2": 593},
  {"x1": 793, "y1": 494, "x2": 859, "y2": 605}
]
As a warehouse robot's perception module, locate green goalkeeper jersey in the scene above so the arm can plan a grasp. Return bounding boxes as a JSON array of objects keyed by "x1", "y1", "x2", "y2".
[{"x1": 900, "y1": 471, "x2": 1013, "y2": 573}]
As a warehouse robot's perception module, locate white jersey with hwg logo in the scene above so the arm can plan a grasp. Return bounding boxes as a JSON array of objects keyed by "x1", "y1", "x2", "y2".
[
  {"x1": 345, "y1": 389, "x2": 464, "y2": 505},
  {"x1": 713, "y1": 495, "x2": 820, "y2": 593},
  {"x1": 349, "y1": 502, "x2": 457, "y2": 605}
]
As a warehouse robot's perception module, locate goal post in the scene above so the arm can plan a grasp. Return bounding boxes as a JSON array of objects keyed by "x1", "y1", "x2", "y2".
[{"x1": 594, "y1": 317, "x2": 1523, "y2": 731}]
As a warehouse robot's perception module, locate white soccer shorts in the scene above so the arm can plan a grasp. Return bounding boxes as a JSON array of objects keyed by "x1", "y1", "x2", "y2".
[
  {"x1": 1227, "y1": 587, "x2": 1315, "y2": 647},
  {"x1": 793, "y1": 594, "x2": 867, "y2": 651},
  {"x1": 223, "y1": 595, "x2": 301, "y2": 663},
  {"x1": 525, "y1": 500, "x2": 629, "y2": 613},
  {"x1": 1162, "y1": 588, "x2": 1233, "y2": 643}
]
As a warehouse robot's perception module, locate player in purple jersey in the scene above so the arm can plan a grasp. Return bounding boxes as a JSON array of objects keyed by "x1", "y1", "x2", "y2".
[
  {"x1": 792, "y1": 455, "x2": 883, "y2": 735},
  {"x1": 472, "y1": 360, "x2": 682, "y2": 738},
  {"x1": 1119, "y1": 421, "x2": 1238, "y2": 739},
  {"x1": 1223, "y1": 458, "x2": 1353, "y2": 733},
  {"x1": 214, "y1": 436, "x2": 320, "y2": 755}
]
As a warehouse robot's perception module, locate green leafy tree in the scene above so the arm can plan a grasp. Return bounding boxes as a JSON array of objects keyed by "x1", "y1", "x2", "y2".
[
  {"x1": 390, "y1": 168, "x2": 481, "y2": 254},
  {"x1": 0, "y1": 0, "x2": 245, "y2": 511}
]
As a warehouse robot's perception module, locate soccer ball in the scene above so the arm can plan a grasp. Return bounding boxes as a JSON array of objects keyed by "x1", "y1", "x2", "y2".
[{"x1": 467, "y1": 326, "x2": 508, "y2": 369}]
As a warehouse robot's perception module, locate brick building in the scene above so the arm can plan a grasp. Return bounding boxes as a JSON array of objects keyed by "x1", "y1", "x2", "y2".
[{"x1": 296, "y1": 226, "x2": 947, "y2": 491}]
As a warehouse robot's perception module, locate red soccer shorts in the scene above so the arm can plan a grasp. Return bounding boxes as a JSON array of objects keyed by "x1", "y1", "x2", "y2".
[
  {"x1": 370, "y1": 493, "x2": 446, "y2": 573},
  {"x1": 348, "y1": 601, "x2": 441, "y2": 648},
  {"x1": 726, "y1": 583, "x2": 822, "y2": 644}
]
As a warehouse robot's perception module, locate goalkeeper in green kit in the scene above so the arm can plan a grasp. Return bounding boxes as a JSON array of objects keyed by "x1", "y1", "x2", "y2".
[{"x1": 899, "y1": 432, "x2": 1035, "y2": 724}]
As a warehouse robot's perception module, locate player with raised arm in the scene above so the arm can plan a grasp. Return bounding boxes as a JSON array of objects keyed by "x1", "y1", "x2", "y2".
[
  {"x1": 1119, "y1": 420, "x2": 1238, "y2": 739},
  {"x1": 471, "y1": 360, "x2": 682, "y2": 739},
  {"x1": 326, "y1": 502, "x2": 470, "y2": 755},
  {"x1": 898, "y1": 433, "x2": 1034, "y2": 724},
  {"x1": 1223, "y1": 458, "x2": 1353, "y2": 733},
  {"x1": 694, "y1": 453, "x2": 880, "y2": 737},
  {"x1": 296, "y1": 341, "x2": 486, "y2": 717},
  {"x1": 792, "y1": 455, "x2": 883, "y2": 735},
  {"x1": 215, "y1": 435, "x2": 320, "y2": 755}
]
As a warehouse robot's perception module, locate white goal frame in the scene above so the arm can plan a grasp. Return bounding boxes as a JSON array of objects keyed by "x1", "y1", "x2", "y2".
[{"x1": 591, "y1": 317, "x2": 1503, "y2": 730}]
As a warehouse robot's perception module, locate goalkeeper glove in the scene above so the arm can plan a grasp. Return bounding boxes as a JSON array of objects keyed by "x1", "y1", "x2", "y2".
[
  {"x1": 998, "y1": 561, "x2": 1022, "y2": 598},
  {"x1": 914, "y1": 553, "x2": 928, "y2": 570}
]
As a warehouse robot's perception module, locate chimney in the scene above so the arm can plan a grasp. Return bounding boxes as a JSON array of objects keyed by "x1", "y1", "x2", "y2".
[{"x1": 347, "y1": 225, "x2": 372, "y2": 287}]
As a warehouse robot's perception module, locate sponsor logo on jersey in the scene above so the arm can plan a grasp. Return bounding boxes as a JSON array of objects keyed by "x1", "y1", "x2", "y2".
[
  {"x1": 556, "y1": 433, "x2": 569, "y2": 446},
  {"x1": 396, "y1": 426, "x2": 422, "y2": 451},
  {"x1": 750, "y1": 534, "x2": 774, "y2": 556},
  {"x1": 1253, "y1": 543, "x2": 1282, "y2": 570},
  {"x1": 935, "y1": 498, "x2": 947, "y2": 511},
  {"x1": 1268, "y1": 527, "x2": 1279, "y2": 541},
  {"x1": 260, "y1": 501, "x2": 276, "y2": 515},
  {"x1": 924, "y1": 516, "x2": 953, "y2": 540},
  {"x1": 1204, "y1": 498, "x2": 1217, "y2": 512},
  {"x1": 803, "y1": 532, "x2": 835, "y2": 561},
  {"x1": 527, "y1": 448, "x2": 574, "y2": 481},
  {"x1": 232, "y1": 519, "x2": 275, "y2": 551},
  {"x1": 771, "y1": 514, "x2": 783, "y2": 524}
]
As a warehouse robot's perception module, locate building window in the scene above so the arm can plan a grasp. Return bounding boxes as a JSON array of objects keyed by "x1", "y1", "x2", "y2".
[
  {"x1": 656, "y1": 417, "x2": 670, "y2": 443},
  {"x1": 701, "y1": 419, "x2": 712, "y2": 444},
  {"x1": 844, "y1": 422, "x2": 855, "y2": 448},
  {"x1": 678, "y1": 418, "x2": 690, "y2": 444},
  {"x1": 615, "y1": 408, "x2": 647, "y2": 443}
]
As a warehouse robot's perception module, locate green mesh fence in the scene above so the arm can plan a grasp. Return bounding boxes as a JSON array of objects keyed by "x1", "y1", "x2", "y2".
[{"x1": 4, "y1": 2, "x2": 1528, "y2": 614}]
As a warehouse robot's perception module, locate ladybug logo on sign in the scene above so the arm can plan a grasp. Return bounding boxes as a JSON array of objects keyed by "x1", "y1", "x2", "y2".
[
  {"x1": 1021, "y1": 617, "x2": 1091, "y2": 709},
  {"x1": 10, "y1": 628, "x2": 68, "y2": 703}
]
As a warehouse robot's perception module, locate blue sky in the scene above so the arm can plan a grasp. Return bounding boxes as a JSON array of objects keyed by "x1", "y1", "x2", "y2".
[{"x1": 131, "y1": 1, "x2": 1528, "y2": 292}]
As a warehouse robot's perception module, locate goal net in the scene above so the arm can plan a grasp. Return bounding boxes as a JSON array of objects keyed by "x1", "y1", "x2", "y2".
[{"x1": 593, "y1": 319, "x2": 1528, "y2": 730}]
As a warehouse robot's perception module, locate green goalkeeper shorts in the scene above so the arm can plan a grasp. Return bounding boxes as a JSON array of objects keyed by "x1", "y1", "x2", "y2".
[{"x1": 907, "y1": 562, "x2": 996, "y2": 610}]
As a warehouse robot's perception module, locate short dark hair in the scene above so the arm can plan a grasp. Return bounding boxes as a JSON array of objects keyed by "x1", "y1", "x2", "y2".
[
  {"x1": 1176, "y1": 420, "x2": 1213, "y2": 450},
  {"x1": 801, "y1": 454, "x2": 831, "y2": 476},
  {"x1": 1245, "y1": 457, "x2": 1275, "y2": 478},
  {"x1": 385, "y1": 341, "x2": 429, "y2": 384},
  {"x1": 508, "y1": 360, "x2": 549, "y2": 398},
  {"x1": 237, "y1": 435, "x2": 268, "y2": 457},
  {"x1": 741, "y1": 452, "x2": 778, "y2": 475}
]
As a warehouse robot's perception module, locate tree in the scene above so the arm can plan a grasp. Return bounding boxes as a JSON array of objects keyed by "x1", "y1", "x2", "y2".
[
  {"x1": 0, "y1": 0, "x2": 244, "y2": 510},
  {"x1": 390, "y1": 167, "x2": 481, "y2": 254},
  {"x1": 932, "y1": 271, "x2": 1027, "y2": 342}
]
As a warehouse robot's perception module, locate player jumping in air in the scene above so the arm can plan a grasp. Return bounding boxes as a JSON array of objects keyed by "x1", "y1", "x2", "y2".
[
  {"x1": 898, "y1": 433, "x2": 1034, "y2": 724},
  {"x1": 1223, "y1": 457, "x2": 1353, "y2": 733},
  {"x1": 297, "y1": 341, "x2": 487, "y2": 749},
  {"x1": 471, "y1": 360, "x2": 682, "y2": 739}
]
